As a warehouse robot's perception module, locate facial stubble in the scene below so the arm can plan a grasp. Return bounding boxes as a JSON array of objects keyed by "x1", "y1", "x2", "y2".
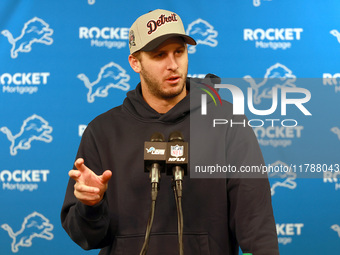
[{"x1": 140, "y1": 64, "x2": 188, "y2": 99}]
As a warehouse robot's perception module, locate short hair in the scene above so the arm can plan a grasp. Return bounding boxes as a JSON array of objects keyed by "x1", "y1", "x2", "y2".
[{"x1": 132, "y1": 51, "x2": 142, "y2": 61}]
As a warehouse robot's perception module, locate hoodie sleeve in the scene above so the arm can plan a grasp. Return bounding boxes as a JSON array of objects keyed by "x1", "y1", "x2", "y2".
[
  {"x1": 60, "y1": 125, "x2": 113, "y2": 250},
  {"x1": 226, "y1": 115, "x2": 280, "y2": 255}
]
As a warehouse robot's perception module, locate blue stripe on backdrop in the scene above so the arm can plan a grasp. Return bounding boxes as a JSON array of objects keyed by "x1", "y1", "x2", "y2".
[{"x1": 1, "y1": 1, "x2": 339, "y2": 254}]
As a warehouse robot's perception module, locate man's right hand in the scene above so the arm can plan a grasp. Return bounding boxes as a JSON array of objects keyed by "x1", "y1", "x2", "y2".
[{"x1": 69, "y1": 158, "x2": 112, "y2": 206}]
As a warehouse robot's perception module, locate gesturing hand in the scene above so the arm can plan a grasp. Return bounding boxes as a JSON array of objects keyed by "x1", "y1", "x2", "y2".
[{"x1": 69, "y1": 158, "x2": 112, "y2": 206}]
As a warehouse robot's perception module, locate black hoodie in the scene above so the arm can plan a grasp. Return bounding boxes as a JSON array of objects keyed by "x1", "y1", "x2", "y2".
[{"x1": 61, "y1": 77, "x2": 279, "y2": 255}]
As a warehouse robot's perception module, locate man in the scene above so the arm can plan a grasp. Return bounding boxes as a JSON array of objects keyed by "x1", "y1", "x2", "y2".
[{"x1": 61, "y1": 9, "x2": 279, "y2": 254}]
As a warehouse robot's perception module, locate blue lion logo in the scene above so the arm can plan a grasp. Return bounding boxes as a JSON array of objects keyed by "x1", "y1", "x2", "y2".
[
  {"x1": 1, "y1": 212, "x2": 54, "y2": 253},
  {"x1": 77, "y1": 62, "x2": 130, "y2": 103},
  {"x1": 1, "y1": 114, "x2": 53, "y2": 156},
  {"x1": 331, "y1": 127, "x2": 340, "y2": 140},
  {"x1": 268, "y1": 161, "x2": 297, "y2": 196},
  {"x1": 244, "y1": 63, "x2": 296, "y2": 104},
  {"x1": 253, "y1": 0, "x2": 261, "y2": 7},
  {"x1": 330, "y1": 29, "x2": 340, "y2": 44},
  {"x1": 331, "y1": 224, "x2": 340, "y2": 238},
  {"x1": 2, "y1": 17, "x2": 53, "y2": 59},
  {"x1": 146, "y1": 147, "x2": 156, "y2": 153},
  {"x1": 186, "y1": 19, "x2": 218, "y2": 54}
]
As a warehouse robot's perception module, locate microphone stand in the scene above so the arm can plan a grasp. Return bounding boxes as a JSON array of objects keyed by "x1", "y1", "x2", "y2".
[
  {"x1": 172, "y1": 166, "x2": 184, "y2": 255},
  {"x1": 167, "y1": 131, "x2": 187, "y2": 255},
  {"x1": 139, "y1": 163, "x2": 160, "y2": 255}
]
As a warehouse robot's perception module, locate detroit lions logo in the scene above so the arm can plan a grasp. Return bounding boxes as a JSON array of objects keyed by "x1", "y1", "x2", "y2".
[
  {"x1": 88, "y1": 0, "x2": 95, "y2": 4},
  {"x1": 78, "y1": 61, "x2": 130, "y2": 103},
  {"x1": 1, "y1": 17, "x2": 53, "y2": 59},
  {"x1": 330, "y1": 29, "x2": 340, "y2": 44},
  {"x1": 146, "y1": 147, "x2": 156, "y2": 153},
  {"x1": 186, "y1": 19, "x2": 218, "y2": 54},
  {"x1": 331, "y1": 127, "x2": 340, "y2": 140},
  {"x1": 1, "y1": 114, "x2": 53, "y2": 156},
  {"x1": 253, "y1": 0, "x2": 272, "y2": 7},
  {"x1": 268, "y1": 161, "x2": 297, "y2": 196},
  {"x1": 1, "y1": 212, "x2": 54, "y2": 253},
  {"x1": 244, "y1": 63, "x2": 296, "y2": 104},
  {"x1": 331, "y1": 224, "x2": 340, "y2": 238},
  {"x1": 253, "y1": 0, "x2": 261, "y2": 6}
]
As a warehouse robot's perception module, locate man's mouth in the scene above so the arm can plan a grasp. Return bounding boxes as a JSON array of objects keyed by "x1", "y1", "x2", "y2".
[{"x1": 166, "y1": 75, "x2": 181, "y2": 84}]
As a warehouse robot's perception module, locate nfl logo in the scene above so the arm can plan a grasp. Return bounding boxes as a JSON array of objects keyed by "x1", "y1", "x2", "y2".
[{"x1": 171, "y1": 145, "x2": 184, "y2": 157}]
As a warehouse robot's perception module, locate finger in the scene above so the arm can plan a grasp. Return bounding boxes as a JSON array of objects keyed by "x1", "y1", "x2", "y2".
[
  {"x1": 75, "y1": 183, "x2": 100, "y2": 194},
  {"x1": 74, "y1": 190, "x2": 101, "y2": 203},
  {"x1": 74, "y1": 158, "x2": 88, "y2": 173},
  {"x1": 68, "y1": 169, "x2": 81, "y2": 179},
  {"x1": 100, "y1": 170, "x2": 112, "y2": 184}
]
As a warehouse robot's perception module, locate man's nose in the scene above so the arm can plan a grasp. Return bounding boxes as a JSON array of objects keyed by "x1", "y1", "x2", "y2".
[{"x1": 166, "y1": 54, "x2": 179, "y2": 71}]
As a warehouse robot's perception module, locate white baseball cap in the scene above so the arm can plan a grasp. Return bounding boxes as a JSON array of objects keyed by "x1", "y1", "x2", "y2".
[{"x1": 129, "y1": 9, "x2": 196, "y2": 54}]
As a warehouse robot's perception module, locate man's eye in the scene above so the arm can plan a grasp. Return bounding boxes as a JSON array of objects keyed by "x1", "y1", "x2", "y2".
[{"x1": 155, "y1": 53, "x2": 165, "y2": 58}]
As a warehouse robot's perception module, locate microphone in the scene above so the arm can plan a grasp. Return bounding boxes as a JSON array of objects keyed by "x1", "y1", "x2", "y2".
[
  {"x1": 166, "y1": 131, "x2": 187, "y2": 255},
  {"x1": 144, "y1": 132, "x2": 167, "y2": 185},
  {"x1": 140, "y1": 132, "x2": 166, "y2": 255},
  {"x1": 166, "y1": 131, "x2": 188, "y2": 178},
  {"x1": 204, "y1": 73, "x2": 221, "y2": 85}
]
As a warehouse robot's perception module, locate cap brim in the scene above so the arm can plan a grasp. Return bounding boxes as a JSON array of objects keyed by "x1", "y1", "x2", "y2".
[{"x1": 140, "y1": 33, "x2": 197, "y2": 52}]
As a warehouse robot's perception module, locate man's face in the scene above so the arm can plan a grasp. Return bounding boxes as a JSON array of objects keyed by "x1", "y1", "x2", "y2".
[{"x1": 135, "y1": 37, "x2": 189, "y2": 100}]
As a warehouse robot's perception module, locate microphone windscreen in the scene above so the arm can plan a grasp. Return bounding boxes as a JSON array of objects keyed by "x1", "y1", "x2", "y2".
[
  {"x1": 168, "y1": 131, "x2": 184, "y2": 142},
  {"x1": 151, "y1": 132, "x2": 165, "y2": 142}
]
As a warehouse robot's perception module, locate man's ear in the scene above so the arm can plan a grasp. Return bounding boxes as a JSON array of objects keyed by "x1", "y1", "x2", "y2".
[{"x1": 128, "y1": 54, "x2": 141, "y2": 73}]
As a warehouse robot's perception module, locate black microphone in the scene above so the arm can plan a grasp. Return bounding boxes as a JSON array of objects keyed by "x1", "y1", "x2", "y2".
[
  {"x1": 166, "y1": 131, "x2": 188, "y2": 177},
  {"x1": 204, "y1": 73, "x2": 221, "y2": 85},
  {"x1": 166, "y1": 131, "x2": 187, "y2": 255},
  {"x1": 166, "y1": 131, "x2": 188, "y2": 198},
  {"x1": 140, "y1": 132, "x2": 166, "y2": 255},
  {"x1": 144, "y1": 132, "x2": 167, "y2": 185}
]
